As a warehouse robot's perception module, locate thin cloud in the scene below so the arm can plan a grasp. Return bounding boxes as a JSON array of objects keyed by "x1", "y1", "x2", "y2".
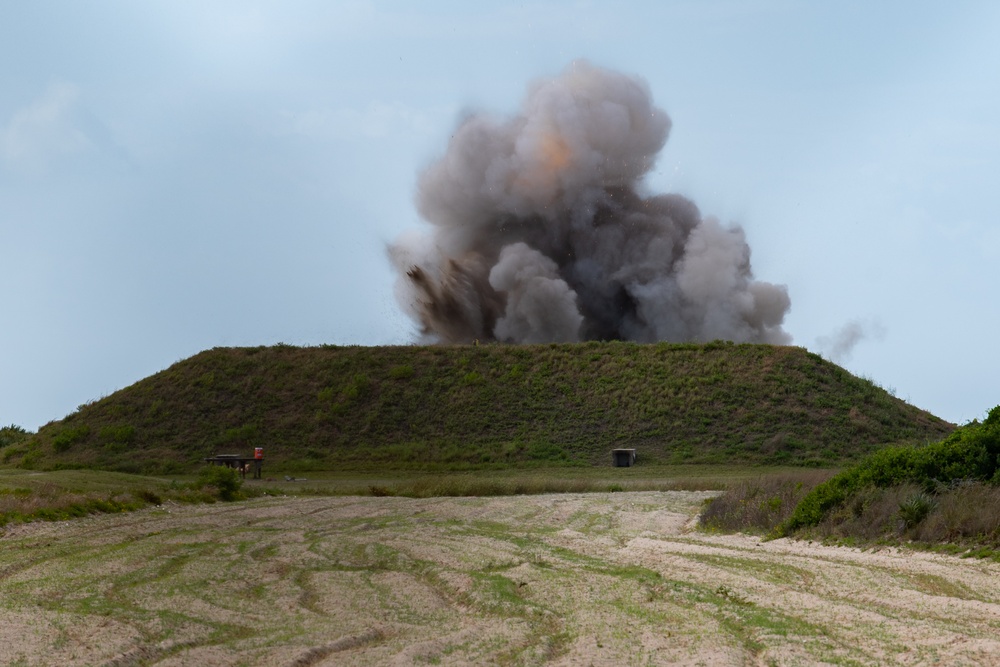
[
  {"x1": 1, "y1": 83, "x2": 90, "y2": 172},
  {"x1": 1, "y1": 82, "x2": 134, "y2": 175}
]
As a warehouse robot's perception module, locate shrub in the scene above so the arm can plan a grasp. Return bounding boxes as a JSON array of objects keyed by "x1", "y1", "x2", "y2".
[
  {"x1": 779, "y1": 406, "x2": 1000, "y2": 535},
  {"x1": 135, "y1": 489, "x2": 163, "y2": 505},
  {"x1": 99, "y1": 424, "x2": 135, "y2": 444},
  {"x1": 389, "y1": 365, "x2": 414, "y2": 380},
  {"x1": 898, "y1": 490, "x2": 937, "y2": 529},
  {"x1": 2, "y1": 446, "x2": 24, "y2": 463},
  {"x1": 814, "y1": 484, "x2": 922, "y2": 540},
  {"x1": 52, "y1": 425, "x2": 91, "y2": 452},
  {"x1": 0, "y1": 424, "x2": 30, "y2": 448},
  {"x1": 20, "y1": 450, "x2": 42, "y2": 469},
  {"x1": 197, "y1": 465, "x2": 243, "y2": 501}
]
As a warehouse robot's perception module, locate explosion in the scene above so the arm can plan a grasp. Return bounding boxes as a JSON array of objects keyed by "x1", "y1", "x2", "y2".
[{"x1": 390, "y1": 61, "x2": 791, "y2": 345}]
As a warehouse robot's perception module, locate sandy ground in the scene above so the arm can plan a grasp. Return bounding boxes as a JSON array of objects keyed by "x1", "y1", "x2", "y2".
[{"x1": 1, "y1": 491, "x2": 999, "y2": 666}]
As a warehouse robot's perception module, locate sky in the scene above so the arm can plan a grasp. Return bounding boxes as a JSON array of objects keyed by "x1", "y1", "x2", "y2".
[{"x1": 2, "y1": 1, "x2": 999, "y2": 430}]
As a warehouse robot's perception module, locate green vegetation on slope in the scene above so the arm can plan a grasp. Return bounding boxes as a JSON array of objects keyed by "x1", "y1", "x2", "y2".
[
  {"x1": 5, "y1": 341, "x2": 952, "y2": 474},
  {"x1": 702, "y1": 406, "x2": 1000, "y2": 554},
  {"x1": 779, "y1": 405, "x2": 1000, "y2": 535},
  {"x1": 0, "y1": 424, "x2": 31, "y2": 449}
]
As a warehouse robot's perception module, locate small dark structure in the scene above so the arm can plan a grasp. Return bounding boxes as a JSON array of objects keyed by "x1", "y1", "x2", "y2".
[
  {"x1": 611, "y1": 448, "x2": 637, "y2": 467},
  {"x1": 204, "y1": 453, "x2": 263, "y2": 479}
]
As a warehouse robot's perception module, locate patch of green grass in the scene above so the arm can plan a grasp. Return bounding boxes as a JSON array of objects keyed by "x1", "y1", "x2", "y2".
[
  {"x1": 246, "y1": 465, "x2": 820, "y2": 498},
  {"x1": 683, "y1": 553, "x2": 812, "y2": 588},
  {"x1": 662, "y1": 578, "x2": 861, "y2": 663},
  {"x1": 0, "y1": 469, "x2": 269, "y2": 526},
  {"x1": 886, "y1": 571, "x2": 984, "y2": 601}
]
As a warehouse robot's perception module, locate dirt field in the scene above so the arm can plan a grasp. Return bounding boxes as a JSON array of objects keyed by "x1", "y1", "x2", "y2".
[{"x1": 1, "y1": 491, "x2": 999, "y2": 666}]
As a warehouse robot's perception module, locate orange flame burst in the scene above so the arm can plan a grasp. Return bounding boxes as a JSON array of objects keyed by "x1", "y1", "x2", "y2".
[
  {"x1": 539, "y1": 133, "x2": 572, "y2": 173},
  {"x1": 514, "y1": 132, "x2": 573, "y2": 200}
]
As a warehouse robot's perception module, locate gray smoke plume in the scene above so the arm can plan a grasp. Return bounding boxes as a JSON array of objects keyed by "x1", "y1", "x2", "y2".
[
  {"x1": 817, "y1": 319, "x2": 886, "y2": 363},
  {"x1": 389, "y1": 61, "x2": 791, "y2": 344}
]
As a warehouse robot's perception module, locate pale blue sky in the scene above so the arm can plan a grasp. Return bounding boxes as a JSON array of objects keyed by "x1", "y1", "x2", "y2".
[{"x1": 2, "y1": 1, "x2": 998, "y2": 430}]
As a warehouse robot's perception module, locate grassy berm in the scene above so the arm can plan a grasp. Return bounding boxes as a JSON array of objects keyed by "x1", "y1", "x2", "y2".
[{"x1": 5, "y1": 341, "x2": 952, "y2": 474}]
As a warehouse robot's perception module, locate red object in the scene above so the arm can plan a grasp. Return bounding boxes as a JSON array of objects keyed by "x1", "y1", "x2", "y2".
[{"x1": 254, "y1": 447, "x2": 263, "y2": 459}]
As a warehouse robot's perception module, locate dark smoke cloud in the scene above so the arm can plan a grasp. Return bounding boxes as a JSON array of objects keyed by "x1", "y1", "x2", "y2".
[{"x1": 389, "y1": 61, "x2": 791, "y2": 345}]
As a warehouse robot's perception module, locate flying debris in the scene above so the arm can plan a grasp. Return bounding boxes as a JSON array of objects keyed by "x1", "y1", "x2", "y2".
[{"x1": 389, "y1": 61, "x2": 791, "y2": 345}]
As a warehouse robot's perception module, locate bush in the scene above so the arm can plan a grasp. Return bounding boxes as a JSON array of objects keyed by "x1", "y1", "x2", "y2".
[
  {"x1": 0, "y1": 424, "x2": 31, "y2": 449},
  {"x1": 898, "y1": 490, "x2": 937, "y2": 529},
  {"x1": 99, "y1": 424, "x2": 135, "y2": 445},
  {"x1": 197, "y1": 465, "x2": 243, "y2": 501},
  {"x1": 815, "y1": 484, "x2": 923, "y2": 540},
  {"x1": 389, "y1": 364, "x2": 414, "y2": 380},
  {"x1": 135, "y1": 489, "x2": 163, "y2": 505},
  {"x1": 52, "y1": 425, "x2": 91, "y2": 452},
  {"x1": 20, "y1": 451, "x2": 42, "y2": 469},
  {"x1": 779, "y1": 406, "x2": 1000, "y2": 535}
]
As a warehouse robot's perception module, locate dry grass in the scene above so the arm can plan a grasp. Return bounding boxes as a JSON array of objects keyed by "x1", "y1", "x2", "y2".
[
  {"x1": 916, "y1": 483, "x2": 1000, "y2": 543},
  {"x1": 698, "y1": 470, "x2": 834, "y2": 533},
  {"x1": 812, "y1": 481, "x2": 1000, "y2": 547}
]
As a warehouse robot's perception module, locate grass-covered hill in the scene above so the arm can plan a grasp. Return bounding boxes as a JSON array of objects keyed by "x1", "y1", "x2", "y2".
[{"x1": 5, "y1": 341, "x2": 953, "y2": 474}]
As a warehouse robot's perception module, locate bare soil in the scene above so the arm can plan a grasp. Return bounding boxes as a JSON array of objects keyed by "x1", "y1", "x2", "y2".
[{"x1": 2, "y1": 491, "x2": 999, "y2": 666}]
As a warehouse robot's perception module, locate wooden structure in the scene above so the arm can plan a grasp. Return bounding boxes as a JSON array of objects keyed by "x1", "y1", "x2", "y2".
[
  {"x1": 204, "y1": 453, "x2": 263, "y2": 479},
  {"x1": 611, "y1": 448, "x2": 637, "y2": 467}
]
